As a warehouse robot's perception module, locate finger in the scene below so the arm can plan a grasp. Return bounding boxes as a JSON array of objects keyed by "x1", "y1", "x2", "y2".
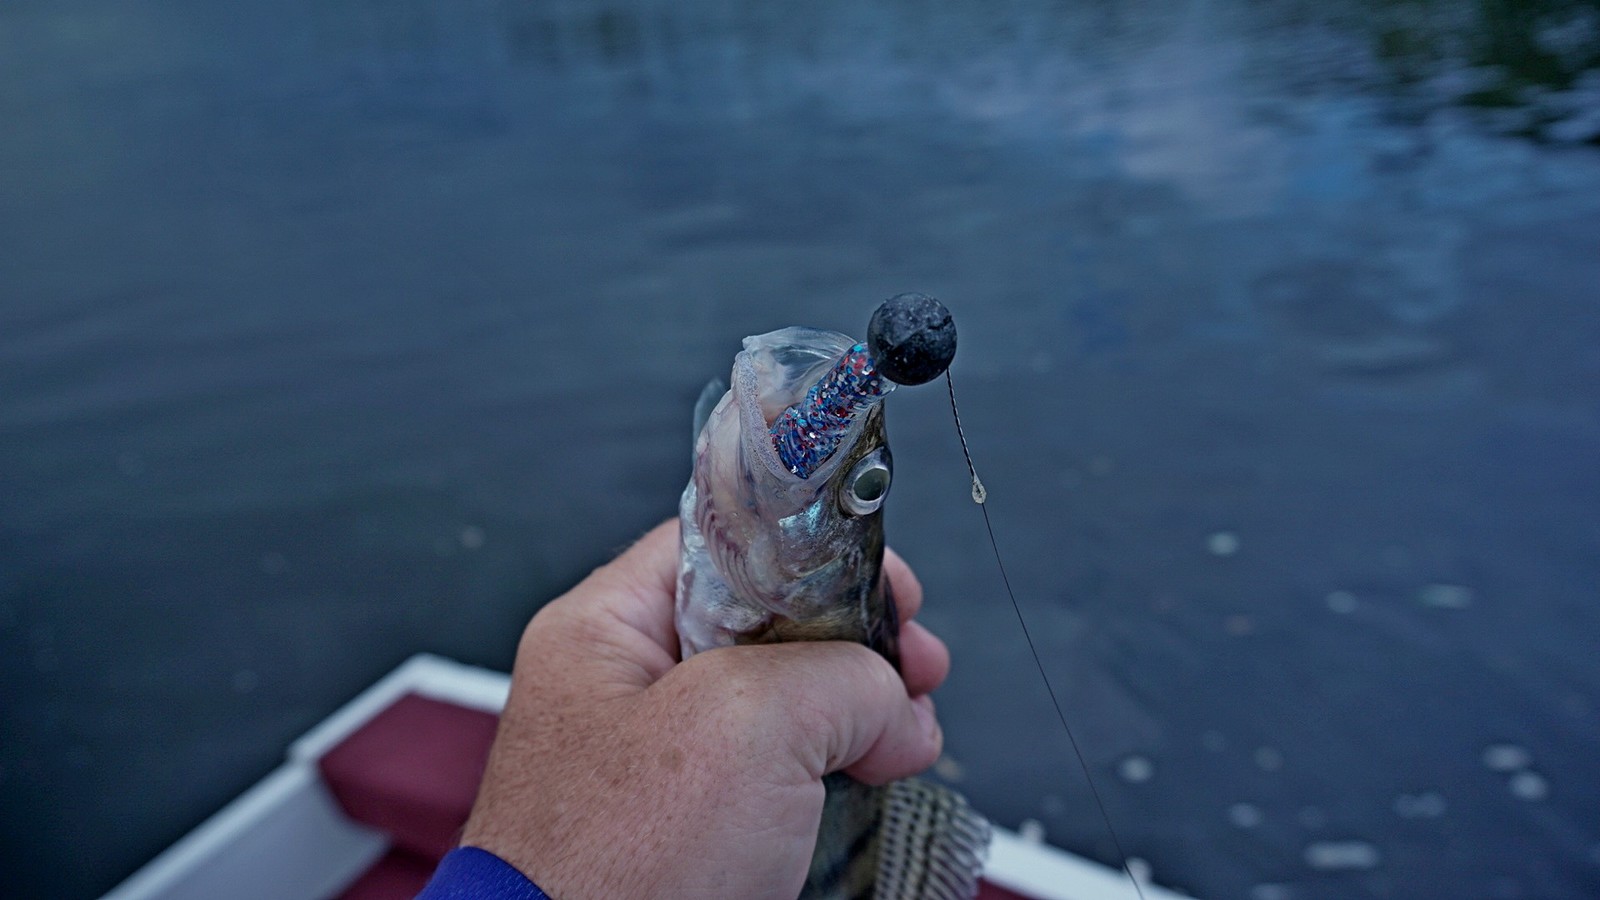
[
  {"x1": 709, "y1": 641, "x2": 942, "y2": 787},
  {"x1": 898, "y1": 620, "x2": 950, "y2": 697},
  {"x1": 883, "y1": 548, "x2": 924, "y2": 621},
  {"x1": 598, "y1": 518, "x2": 681, "y2": 607},
  {"x1": 544, "y1": 519, "x2": 682, "y2": 680}
]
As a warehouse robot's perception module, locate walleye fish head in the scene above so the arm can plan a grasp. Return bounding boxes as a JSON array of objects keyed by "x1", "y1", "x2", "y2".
[{"x1": 692, "y1": 327, "x2": 893, "y2": 622}]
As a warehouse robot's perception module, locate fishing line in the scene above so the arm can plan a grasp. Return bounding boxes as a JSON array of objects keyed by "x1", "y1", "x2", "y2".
[{"x1": 945, "y1": 370, "x2": 1150, "y2": 900}]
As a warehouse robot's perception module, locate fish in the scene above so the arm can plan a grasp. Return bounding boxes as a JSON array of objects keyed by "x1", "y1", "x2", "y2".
[{"x1": 675, "y1": 307, "x2": 990, "y2": 900}]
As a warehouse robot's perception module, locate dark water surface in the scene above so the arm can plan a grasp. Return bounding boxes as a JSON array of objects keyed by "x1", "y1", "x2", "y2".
[{"x1": 4, "y1": 1, "x2": 1600, "y2": 897}]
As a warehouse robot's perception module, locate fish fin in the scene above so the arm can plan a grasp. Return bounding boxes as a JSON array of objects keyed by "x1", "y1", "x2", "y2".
[
  {"x1": 873, "y1": 777, "x2": 991, "y2": 900},
  {"x1": 692, "y1": 378, "x2": 727, "y2": 450}
]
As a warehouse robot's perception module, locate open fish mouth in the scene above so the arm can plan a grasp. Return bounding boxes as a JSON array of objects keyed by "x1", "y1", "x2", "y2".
[{"x1": 733, "y1": 326, "x2": 891, "y2": 487}]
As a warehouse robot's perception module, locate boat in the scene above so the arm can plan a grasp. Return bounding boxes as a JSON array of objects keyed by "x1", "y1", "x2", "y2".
[{"x1": 104, "y1": 654, "x2": 1192, "y2": 900}]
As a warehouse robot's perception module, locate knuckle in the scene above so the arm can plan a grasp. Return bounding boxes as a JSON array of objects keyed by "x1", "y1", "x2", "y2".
[
  {"x1": 517, "y1": 600, "x2": 570, "y2": 657},
  {"x1": 850, "y1": 643, "x2": 904, "y2": 699},
  {"x1": 785, "y1": 686, "x2": 837, "y2": 749}
]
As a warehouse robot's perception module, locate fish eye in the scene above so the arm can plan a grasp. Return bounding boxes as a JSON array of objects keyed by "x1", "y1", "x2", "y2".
[{"x1": 842, "y1": 457, "x2": 892, "y2": 516}]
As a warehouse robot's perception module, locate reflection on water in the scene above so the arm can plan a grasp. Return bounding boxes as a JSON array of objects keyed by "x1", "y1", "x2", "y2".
[
  {"x1": 1365, "y1": 0, "x2": 1600, "y2": 140},
  {"x1": 2, "y1": 1, "x2": 1598, "y2": 899},
  {"x1": 294, "y1": 0, "x2": 1600, "y2": 143}
]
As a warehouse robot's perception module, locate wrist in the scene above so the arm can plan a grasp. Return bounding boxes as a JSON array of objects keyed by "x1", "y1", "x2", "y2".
[{"x1": 419, "y1": 846, "x2": 554, "y2": 900}]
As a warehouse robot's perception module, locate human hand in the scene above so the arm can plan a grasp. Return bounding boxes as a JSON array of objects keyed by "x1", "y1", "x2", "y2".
[{"x1": 460, "y1": 519, "x2": 950, "y2": 899}]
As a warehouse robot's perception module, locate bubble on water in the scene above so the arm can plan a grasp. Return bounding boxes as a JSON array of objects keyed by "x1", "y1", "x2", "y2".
[
  {"x1": 1229, "y1": 802, "x2": 1265, "y2": 828},
  {"x1": 932, "y1": 755, "x2": 965, "y2": 783},
  {"x1": 1304, "y1": 840, "x2": 1381, "y2": 871},
  {"x1": 1208, "y1": 531, "x2": 1241, "y2": 556},
  {"x1": 1118, "y1": 755, "x2": 1155, "y2": 783},
  {"x1": 1202, "y1": 730, "x2": 1227, "y2": 753},
  {"x1": 1254, "y1": 746, "x2": 1284, "y2": 772},
  {"x1": 232, "y1": 669, "x2": 260, "y2": 694},
  {"x1": 1508, "y1": 771, "x2": 1548, "y2": 801},
  {"x1": 1251, "y1": 885, "x2": 1293, "y2": 900},
  {"x1": 1017, "y1": 818, "x2": 1046, "y2": 843},
  {"x1": 1325, "y1": 591, "x2": 1358, "y2": 614},
  {"x1": 1482, "y1": 744, "x2": 1531, "y2": 772},
  {"x1": 1298, "y1": 806, "x2": 1328, "y2": 830},
  {"x1": 1419, "y1": 583, "x2": 1473, "y2": 608},
  {"x1": 460, "y1": 526, "x2": 486, "y2": 550},
  {"x1": 259, "y1": 552, "x2": 288, "y2": 576},
  {"x1": 1393, "y1": 792, "x2": 1447, "y2": 818},
  {"x1": 1225, "y1": 614, "x2": 1255, "y2": 635}
]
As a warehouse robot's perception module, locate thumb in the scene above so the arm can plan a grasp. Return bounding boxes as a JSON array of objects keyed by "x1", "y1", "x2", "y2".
[{"x1": 741, "y1": 641, "x2": 944, "y2": 787}]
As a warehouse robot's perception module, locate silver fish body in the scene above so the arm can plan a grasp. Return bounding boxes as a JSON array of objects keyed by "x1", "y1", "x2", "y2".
[{"x1": 676, "y1": 326, "x2": 989, "y2": 900}]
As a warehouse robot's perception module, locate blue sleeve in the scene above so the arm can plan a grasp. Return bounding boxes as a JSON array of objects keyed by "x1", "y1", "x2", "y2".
[{"x1": 416, "y1": 846, "x2": 553, "y2": 900}]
